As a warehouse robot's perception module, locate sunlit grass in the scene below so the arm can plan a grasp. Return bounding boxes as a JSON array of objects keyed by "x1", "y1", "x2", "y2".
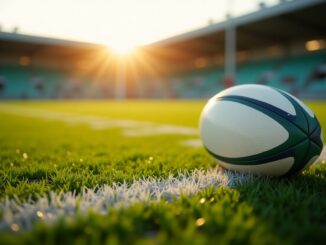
[{"x1": 0, "y1": 100, "x2": 325, "y2": 244}]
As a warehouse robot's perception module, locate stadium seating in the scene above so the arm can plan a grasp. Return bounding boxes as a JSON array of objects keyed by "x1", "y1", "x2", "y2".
[
  {"x1": 236, "y1": 59, "x2": 279, "y2": 85},
  {"x1": 0, "y1": 51, "x2": 325, "y2": 99},
  {"x1": 0, "y1": 66, "x2": 66, "y2": 99},
  {"x1": 0, "y1": 66, "x2": 106, "y2": 99},
  {"x1": 169, "y1": 68, "x2": 224, "y2": 98},
  {"x1": 168, "y1": 51, "x2": 326, "y2": 99}
]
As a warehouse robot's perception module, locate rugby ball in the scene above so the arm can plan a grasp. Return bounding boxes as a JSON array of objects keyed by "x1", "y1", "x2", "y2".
[{"x1": 200, "y1": 84, "x2": 323, "y2": 176}]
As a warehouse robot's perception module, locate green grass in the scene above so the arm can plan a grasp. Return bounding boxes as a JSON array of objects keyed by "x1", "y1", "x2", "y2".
[{"x1": 0, "y1": 100, "x2": 325, "y2": 245}]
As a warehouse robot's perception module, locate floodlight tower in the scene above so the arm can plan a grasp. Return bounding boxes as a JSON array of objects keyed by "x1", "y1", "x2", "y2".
[
  {"x1": 224, "y1": 0, "x2": 236, "y2": 86},
  {"x1": 115, "y1": 60, "x2": 126, "y2": 99}
]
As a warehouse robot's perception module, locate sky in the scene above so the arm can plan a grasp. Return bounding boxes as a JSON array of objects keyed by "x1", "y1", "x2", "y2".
[{"x1": 0, "y1": 0, "x2": 278, "y2": 52}]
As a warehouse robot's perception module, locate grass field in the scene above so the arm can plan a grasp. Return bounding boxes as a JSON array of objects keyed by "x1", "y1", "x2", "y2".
[{"x1": 0, "y1": 100, "x2": 325, "y2": 245}]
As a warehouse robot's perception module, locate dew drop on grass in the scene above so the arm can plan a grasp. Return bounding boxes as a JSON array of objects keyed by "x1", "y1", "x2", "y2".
[
  {"x1": 36, "y1": 211, "x2": 44, "y2": 218},
  {"x1": 10, "y1": 224, "x2": 19, "y2": 231},
  {"x1": 196, "y1": 218, "x2": 205, "y2": 227},
  {"x1": 147, "y1": 156, "x2": 154, "y2": 163},
  {"x1": 199, "y1": 198, "x2": 206, "y2": 204},
  {"x1": 22, "y1": 153, "x2": 28, "y2": 160}
]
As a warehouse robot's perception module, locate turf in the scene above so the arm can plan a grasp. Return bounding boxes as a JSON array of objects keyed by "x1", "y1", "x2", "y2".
[{"x1": 0, "y1": 100, "x2": 325, "y2": 245}]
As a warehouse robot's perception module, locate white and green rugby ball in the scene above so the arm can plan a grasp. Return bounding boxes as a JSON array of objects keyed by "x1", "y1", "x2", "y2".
[{"x1": 200, "y1": 84, "x2": 323, "y2": 176}]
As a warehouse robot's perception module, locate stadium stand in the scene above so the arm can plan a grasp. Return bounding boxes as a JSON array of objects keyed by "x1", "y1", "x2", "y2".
[
  {"x1": 0, "y1": 0, "x2": 325, "y2": 99},
  {"x1": 153, "y1": 51, "x2": 326, "y2": 99},
  {"x1": 0, "y1": 50, "x2": 325, "y2": 99},
  {"x1": 0, "y1": 66, "x2": 65, "y2": 99}
]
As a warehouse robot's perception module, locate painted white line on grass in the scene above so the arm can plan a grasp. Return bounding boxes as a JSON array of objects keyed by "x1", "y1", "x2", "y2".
[
  {"x1": 0, "y1": 168, "x2": 251, "y2": 231},
  {"x1": 2, "y1": 105, "x2": 324, "y2": 156},
  {"x1": 0, "y1": 104, "x2": 198, "y2": 136},
  {"x1": 181, "y1": 139, "x2": 203, "y2": 147},
  {"x1": 123, "y1": 125, "x2": 198, "y2": 137}
]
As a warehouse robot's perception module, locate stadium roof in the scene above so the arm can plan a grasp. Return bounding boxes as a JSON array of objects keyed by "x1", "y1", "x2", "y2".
[
  {"x1": 146, "y1": 0, "x2": 326, "y2": 58},
  {"x1": 0, "y1": 0, "x2": 325, "y2": 61},
  {"x1": 0, "y1": 32, "x2": 103, "y2": 58}
]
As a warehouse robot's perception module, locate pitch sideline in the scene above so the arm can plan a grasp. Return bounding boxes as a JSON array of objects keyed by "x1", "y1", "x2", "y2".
[
  {"x1": 0, "y1": 104, "x2": 325, "y2": 158},
  {"x1": 0, "y1": 104, "x2": 198, "y2": 136},
  {"x1": 0, "y1": 168, "x2": 251, "y2": 231},
  {"x1": 0, "y1": 104, "x2": 325, "y2": 231}
]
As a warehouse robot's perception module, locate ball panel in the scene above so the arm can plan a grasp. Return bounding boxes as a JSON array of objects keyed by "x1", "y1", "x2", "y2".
[
  {"x1": 215, "y1": 84, "x2": 296, "y2": 116},
  {"x1": 200, "y1": 100, "x2": 289, "y2": 158},
  {"x1": 222, "y1": 89, "x2": 311, "y2": 138},
  {"x1": 285, "y1": 139, "x2": 322, "y2": 175},
  {"x1": 279, "y1": 89, "x2": 314, "y2": 118},
  {"x1": 218, "y1": 157, "x2": 294, "y2": 176},
  {"x1": 277, "y1": 89, "x2": 320, "y2": 142},
  {"x1": 201, "y1": 95, "x2": 310, "y2": 166},
  {"x1": 308, "y1": 142, "x2": 323, "y2": 162},
  {"x1": 309, "y1": 124, "x2": 323, "y2": 149}
]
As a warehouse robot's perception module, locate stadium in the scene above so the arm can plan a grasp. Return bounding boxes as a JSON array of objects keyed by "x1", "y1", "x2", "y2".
[{"x1": 0, "y1": 0, "x2": 325, "y2": 244}]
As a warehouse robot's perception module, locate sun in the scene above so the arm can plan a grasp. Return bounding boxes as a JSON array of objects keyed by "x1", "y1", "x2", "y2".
[{"x1": 108, "y1": 41, "x2": 138, "y2": 56}]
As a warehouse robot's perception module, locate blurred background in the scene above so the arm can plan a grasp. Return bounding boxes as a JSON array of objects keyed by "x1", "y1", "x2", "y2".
[{"x1": 0, "y1": 0, "x2": 325, "y2": 100}]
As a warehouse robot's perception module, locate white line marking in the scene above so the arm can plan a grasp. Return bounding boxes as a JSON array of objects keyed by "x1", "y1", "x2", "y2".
[
  {"x1": 0, "y1": 168, "x2": 252, "y2": 231},
  {"x1": 181, "y1": 139, "x2": 203, "y2": 147},
  {"x1": 0, "y1": 104, "x2": 198, "y2": 136},
  {"x1": 123, "y1": 125, "x2": 198, "y2": 136},
  {"x1": 1, "y1": 105, "x2": 324, "y2": 156}
]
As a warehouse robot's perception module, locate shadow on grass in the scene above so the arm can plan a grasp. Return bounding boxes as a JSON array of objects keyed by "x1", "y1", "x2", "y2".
[
  {"x1": 233, "y1": 164, "x2": 326, "y2": 245},
  {"x1": 0, "y1": 165, "x2": 325, "y2": 245}
]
